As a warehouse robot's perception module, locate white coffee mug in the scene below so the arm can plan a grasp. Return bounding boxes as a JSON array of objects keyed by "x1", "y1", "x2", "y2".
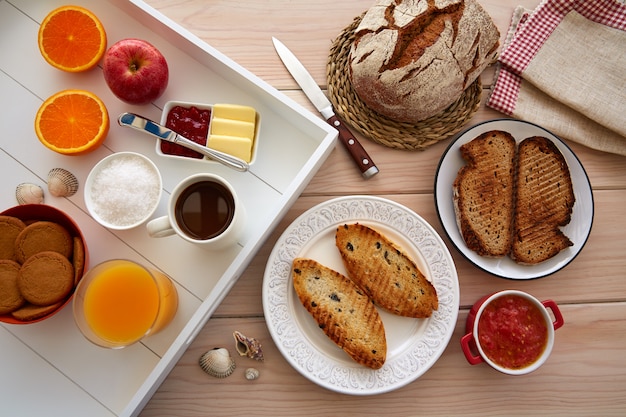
[{"x1": 147, "y1": 173, "x2": 245, "y2": 249}]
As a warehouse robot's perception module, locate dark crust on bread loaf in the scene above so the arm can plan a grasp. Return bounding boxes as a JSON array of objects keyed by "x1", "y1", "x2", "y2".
[
  {"x1": 349, "y1": 0, "x2": 500, "y2": 122},
  {"x1": 453, "y1": 130, "x2": 517, "y2": 257},
  {"x1": 292, "y1": 258, "x2": 386, "y2": 369},
  {"x1": 335, "y1": 223, "x2": 438, "y2": 318},
  {"x1": 511, "y1": 136, "x2": 575, "y2": 264}
]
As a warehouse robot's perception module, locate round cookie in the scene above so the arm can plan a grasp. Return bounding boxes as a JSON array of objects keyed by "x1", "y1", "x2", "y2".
[
  {"x1": 14, "y1": 221, "x2": 73, "y2": 264},
  {"x1": 0, "y1": 216, "x2": 26, "y2": 261},
  {"x1": 0, "y1": 260, "x2": 25, "y2": 314},
  {"x1": 72, "y1": 236, "x2": 85, "y2": 285},
  {"x1": 17, "y1": 251, "x2": 74, "y2": 306},
  {"x1": 11, "y1": 301, "x2": 64, "y2": 322}
]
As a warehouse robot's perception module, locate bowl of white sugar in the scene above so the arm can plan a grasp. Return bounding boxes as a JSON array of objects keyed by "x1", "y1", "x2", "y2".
[{"x1": 85, "y1": 152, "x2": 163, "y2": 230}]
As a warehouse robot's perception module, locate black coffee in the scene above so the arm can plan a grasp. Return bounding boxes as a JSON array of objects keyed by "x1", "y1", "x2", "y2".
[{"x1": 174, "y1": 180, "x2": 235, "y2": 240}]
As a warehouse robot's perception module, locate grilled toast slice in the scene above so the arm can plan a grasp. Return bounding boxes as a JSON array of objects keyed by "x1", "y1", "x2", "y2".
[
  {"x1": 335, "y1": 223, "x2": 438, "y2": 318},
  {"x1": 453, "y1": 130, "x2": 517, "y2": 257},
  {"x1": 511, "y1": 136, "x2": 575, "y2": 264},
  {"x1": 291, "y1": 258, "x2": 386, "y2": 369}
]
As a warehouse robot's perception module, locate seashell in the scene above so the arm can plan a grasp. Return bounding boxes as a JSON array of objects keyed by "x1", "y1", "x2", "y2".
[
  {"x1": 47, "y1": 168, "x2": 79, "y2": 197},
  {"x1": 244, "y1": 368, "x2": 259, "y2": 381},
  {"x1": 233, "y1": 330, "x2": 264, "y2": 362},
  {"x1": 198, "y1": 348, "x2": 236, "y2": 378},
  {"x1": 16, "y1": 183, "x2": 44, "y2": 205}
]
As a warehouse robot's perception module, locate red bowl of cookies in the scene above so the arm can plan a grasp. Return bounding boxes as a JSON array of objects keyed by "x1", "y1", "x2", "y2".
[{"x1": 0, "y1": 204, "x2": 88, "y2": 324}]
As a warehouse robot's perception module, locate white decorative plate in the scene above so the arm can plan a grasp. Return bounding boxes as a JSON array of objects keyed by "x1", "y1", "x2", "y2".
[
  {"x1": 262, "y1": 196, "x2": 459, "y2": 395},
  {"x1": 435, "y1": 119, "x2": 594, "y2": 280}
]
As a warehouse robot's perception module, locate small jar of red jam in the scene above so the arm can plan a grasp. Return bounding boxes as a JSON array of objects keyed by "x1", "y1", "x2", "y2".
[
  {"x1": 161, "y1": 105, "x2": 211, "y2": 159},
  {"x1": 460, "y1": 290, "x2": 564, "y2": 375}
]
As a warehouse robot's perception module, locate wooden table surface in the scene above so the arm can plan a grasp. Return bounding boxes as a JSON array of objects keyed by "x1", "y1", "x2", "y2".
[{"x1": 139, "y1": 1, "x2": 626, "y2": 416}]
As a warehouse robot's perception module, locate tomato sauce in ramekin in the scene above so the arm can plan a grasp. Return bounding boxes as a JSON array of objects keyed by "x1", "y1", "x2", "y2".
[{"x1": 477, "y1": 294, "x2": 548, "y2": 369}]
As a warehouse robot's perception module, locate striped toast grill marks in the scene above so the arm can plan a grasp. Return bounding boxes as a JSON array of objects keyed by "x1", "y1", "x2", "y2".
[
  {"x1": 454, "y1": 132, "x2": 575, "y2": 264},
  {"x1": 292, "y1": 258, "x2": 387, "y2": 369},
  {"x1": 513, "y1": 216, "x2": 573, "y2": 263},
  {"x1": 511, "y1": 136, "x2": 575, "y2": 264},
  {"x1": 517, "y1": 147, "x2": 573, "y2": 224},
  {"x1": 335, "y1": 223, "x2": 438, "y2": 318},
  {"x1": 453, "y1": 130, "x2": 517, "y2": 257}
]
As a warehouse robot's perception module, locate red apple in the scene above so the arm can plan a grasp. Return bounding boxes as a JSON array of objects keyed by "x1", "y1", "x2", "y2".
[{"x1": 103, "y1": 38, "x2": 169, "y2": 105}]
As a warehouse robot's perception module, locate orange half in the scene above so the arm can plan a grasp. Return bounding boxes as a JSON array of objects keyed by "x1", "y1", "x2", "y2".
[
  {"x1": 38, "y1": 5, "x2": 107, "y2": 72},
  {"x1": 35, "y1": 89, "x2": 110, "y2": 155}
]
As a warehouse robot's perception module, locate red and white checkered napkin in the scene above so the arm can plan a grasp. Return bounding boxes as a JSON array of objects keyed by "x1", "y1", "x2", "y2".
[{"x1": 487, "y1": 0, "x2": 626, "y2": 156}]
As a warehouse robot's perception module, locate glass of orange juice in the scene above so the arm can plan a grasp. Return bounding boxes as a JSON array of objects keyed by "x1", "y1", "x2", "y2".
[{"x1": 73, "y1": 259, "x2": 178, "y2": 348}]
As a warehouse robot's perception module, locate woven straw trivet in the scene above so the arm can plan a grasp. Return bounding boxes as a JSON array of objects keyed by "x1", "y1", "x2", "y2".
[{"x1": 327, "y1": 14, "x2": 482, "y2": 151}]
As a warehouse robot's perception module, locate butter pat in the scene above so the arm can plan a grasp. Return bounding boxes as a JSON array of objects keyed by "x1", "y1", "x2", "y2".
[
  {"x1": 208, "y1": 135, "x2": 253, "y2": 162},
  {"x1": 211, "y1": 117, "x2": 255, "y2": 141},
  {"x1": 208, "y1": 103, "x2": 258, "y2": 163},
  {"x1": 212, "y1": 104, "x2": 256, "y2": 123}
]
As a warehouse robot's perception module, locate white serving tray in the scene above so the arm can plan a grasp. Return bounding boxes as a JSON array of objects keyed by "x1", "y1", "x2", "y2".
[{"x1": 0, "y1": 1, "x2": 337, "y2": 416}]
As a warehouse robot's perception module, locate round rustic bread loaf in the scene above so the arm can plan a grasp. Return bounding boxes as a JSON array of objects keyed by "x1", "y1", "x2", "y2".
[{"x1": 348, "y1": 0, "x2": 500, "y2": 123}]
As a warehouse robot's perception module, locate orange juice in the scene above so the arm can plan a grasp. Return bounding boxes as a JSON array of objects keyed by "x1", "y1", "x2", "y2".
[{"x1": 74, "y1": 260, "x2": 178, "y2": 348}]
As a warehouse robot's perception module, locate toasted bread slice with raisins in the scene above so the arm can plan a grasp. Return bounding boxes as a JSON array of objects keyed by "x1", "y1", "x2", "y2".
[
  {"x1": 292, "y1": 258, "x2": 386, "y2": 369},
  {"x1": 335, "y1": 223, "x2": 438, "y2": 318}
]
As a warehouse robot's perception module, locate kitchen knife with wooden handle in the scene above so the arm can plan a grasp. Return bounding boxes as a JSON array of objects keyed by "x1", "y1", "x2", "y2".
[{"x1": 272, "y1": 37, "x2": 379, "y2": 179}]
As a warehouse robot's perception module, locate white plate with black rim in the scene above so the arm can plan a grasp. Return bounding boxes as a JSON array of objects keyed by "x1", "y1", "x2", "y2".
[
  {"x1": 262, "y1": 196, "x2": 459, "y2": 395},
  {"x1": 434, "y1": 119, "x2": 594, "y2": 280}
]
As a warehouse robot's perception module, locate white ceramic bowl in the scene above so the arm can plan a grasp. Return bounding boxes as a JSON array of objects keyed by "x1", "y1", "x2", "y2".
[
  {"x1": 84, "y1": 152, "x2": 162, "y2": 230},
  {"x1": 460, "y1": 290, "x2": 564, "y2": 375}
]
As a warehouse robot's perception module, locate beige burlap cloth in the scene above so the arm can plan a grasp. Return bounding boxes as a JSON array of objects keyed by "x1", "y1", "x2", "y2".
[{"x1": 487, "y1": 0, "x2": 626, "y2": 156}]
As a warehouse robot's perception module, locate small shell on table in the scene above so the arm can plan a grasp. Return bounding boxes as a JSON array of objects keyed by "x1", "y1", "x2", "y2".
[
  {"x1": 244, "y1": 368, "x2": 260, "y2": 381},
  {"x1": 233, "y1": 330, "x2": 264, "y2": 362},
  {"x1": 199, "y1": 348, "x2": 236, "y2": 378},
  {"x1": 47, "y1": 168, "x2": 79, "y2": 197},
  {"x1": 16, "y1": 183, "x2": 44, "y2": 205}
]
